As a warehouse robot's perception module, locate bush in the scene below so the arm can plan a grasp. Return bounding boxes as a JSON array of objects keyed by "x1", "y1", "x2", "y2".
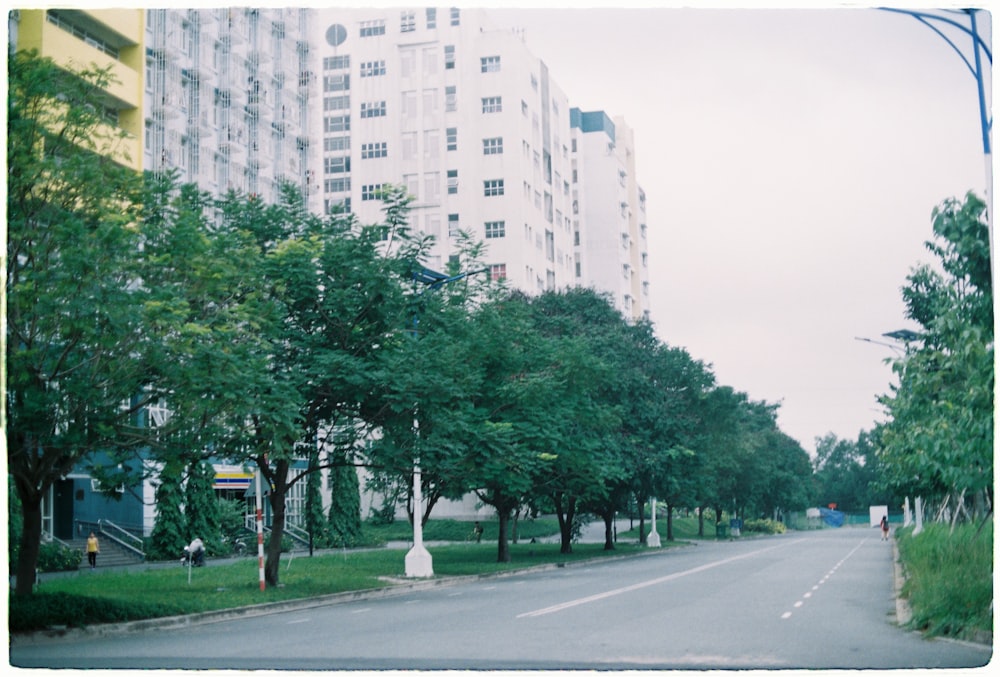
[
  {"x1": 35, "y1": 542, "x2": 83, "y2": 572},
  {"x1": 742, "y1": 518, "x2": 786, "y2": 535}
]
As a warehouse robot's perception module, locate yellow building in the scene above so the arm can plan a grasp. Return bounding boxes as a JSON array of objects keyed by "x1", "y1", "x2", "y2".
[{"x1": 11, "y1": 8, "x2": 144, "y2": 171}]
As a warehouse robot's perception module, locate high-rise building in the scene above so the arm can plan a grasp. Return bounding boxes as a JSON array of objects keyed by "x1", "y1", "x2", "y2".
[
  {"x1": 10, "y1": 9, "x2": 145, "y2": 172},
  {"x1": 309, "y1": 7, "x2": 651, "y2": 320},
  {"x1": 311, "y1": 7, "x2": 577, "y2": 290},
  {"x1": 571, "y1": 110, "x2": 651, "y2": 321},
  {"x1": 143, "y1": 8, "x2": 315, "y2": 208}
]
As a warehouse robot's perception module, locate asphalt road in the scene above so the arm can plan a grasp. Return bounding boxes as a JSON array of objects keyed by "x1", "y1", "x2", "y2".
[{"x1": 10, "y1": 527, "x2": 992, "y2": 670}]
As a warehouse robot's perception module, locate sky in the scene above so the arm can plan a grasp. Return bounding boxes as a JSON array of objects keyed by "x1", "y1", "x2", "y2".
[{"x1": 483, "y1": 2, "x2": 992, "y2": 456}]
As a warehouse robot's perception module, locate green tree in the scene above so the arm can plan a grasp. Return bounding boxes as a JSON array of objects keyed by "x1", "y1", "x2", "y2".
[
  {"x1": 147, "y1": 461, "x2": 186, "y2": 560},
  {"x1": 6, "y1": 52, "x2": 148, "y2": 595},
  {"x1": 184, "y1": 459, "x2": 222, "y2": 551},
  {"x1": 327, "y1": 461, "x2": 363, "y2": 547},
  {"x1": 877, "y1": 192, "x2": 993, "y2": 527}
]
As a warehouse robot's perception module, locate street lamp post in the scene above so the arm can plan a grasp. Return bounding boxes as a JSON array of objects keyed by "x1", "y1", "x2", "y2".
[
  {"x1": 405, "y1": 265, "x2": 489, "y2": 578},
  {"x1": 878, "y1": 7, "x2": 993, "y2": 276}
]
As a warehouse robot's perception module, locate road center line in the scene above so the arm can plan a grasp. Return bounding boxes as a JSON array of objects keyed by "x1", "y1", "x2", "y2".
[{"x1": 517, "y1": 540, "x2": 801, "y2": 619}]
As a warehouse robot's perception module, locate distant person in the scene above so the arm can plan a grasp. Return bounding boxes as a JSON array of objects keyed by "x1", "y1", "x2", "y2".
[
  {"x1": 86, "y1": 532, "x2": 100, "y2": 569},
  {"x1": 473, "y1": 521, "x2": 484, "y2": 543},
  {"x1": 185, "y1": 537, "x2": 206, "y2": 566},
  {"x1": 880, "y1": 515, "x2": 890, "y2": 541}
]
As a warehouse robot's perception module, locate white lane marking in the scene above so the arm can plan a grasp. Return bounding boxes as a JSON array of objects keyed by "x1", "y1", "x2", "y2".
[
  {"x1": 287, "y1": 618, "x2": 311, "y2": 624},
  {"x1": 351, "y1": 608, "x2": 371, "y2": 614},
  {"x1": 517, "y1": 540, "x2": 801, "y2": 618},
  {"x1": 780, "y1": 537, "x2": 871, "y2": 620}
]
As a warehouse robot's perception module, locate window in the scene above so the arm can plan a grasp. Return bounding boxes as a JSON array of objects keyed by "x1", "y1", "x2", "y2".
[
  {"x1": 323, "y1": 95, "x2": 350, "y2": 111},
  {"x1": 360, "y1": 101, "x2": 387, "y2": 118},
  {"x1": 324, "y1": 157, "x2": 350, "y2": 174},
  {"x1": 324, "y1": 115, "x2": 350, "y2": 133},
  {"x1": 324, "y1": 55, "x2": 350, "y2": 70},
  {"x1": 448, "y1": 213, "x2": 460, "y2": 236},
  {"x1": 447, "y1": 170, "x2": 458, "y2": 194},
  {"x1": 481, "y1": 56, "x2": 501, "y2": 73},
  {"x1": 324, "y1": 177, "x2": 350, "y2": 193},
  {"x1": 362, "y1": 184, "x2": 384, "y2": 201},
  {"x1": 445, "y1": 86, "x2": 457, "y2": 112},
  {"x1": 324, "y1": 136, "x2": 350, "y2": 152},
  {"x1": 359, "y1": 20, "x2": 385, "y2": 37},
  {"x1": 323, "y1": 74, "x2": 350, "y2": 92},
  {"x1": 482, "y1": 96, "x2": 502, "y2": 113},
  {"x1": 400, "y1": 11, "x2": 416, "y2": 32},
  {"x1": 444, "y1": 45, "x2": 455, "y2": 69},
  {"x1": 360, "y1": 60, "x2": 386, "y2": 77},
  {"x1": 485, "y1": 221, "x2": 506, "y2": 239},
  {"x1": 446, "y1": 127, "x2": 458, "y2": 151},
  {"x1": 361, "y1": 142, "x2": 387, "y2": 159},
  {"x1": 484, "y1": 179, "x2": 504, "y2": 197},
  {"x1": 483, "y1": 137, "x2": 503, "y2": 155},
  {"x1": 426, "y1": 8, "x2": 437, "y2": 29},
  {"x1": 450, "y1": 7, "x2": 460, "y2": 25},
  {"x1": 489, "y1": 263, "x2": 507, "y2": 282}
]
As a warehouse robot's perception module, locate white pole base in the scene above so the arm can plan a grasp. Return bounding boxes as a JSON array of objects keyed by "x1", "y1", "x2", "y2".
[
  {"x1": 647, "y1": 530, "x2": 661, "y2": 547},
  {"x1": 405, "y1": 544, "x2": 434, "y2": 577}
]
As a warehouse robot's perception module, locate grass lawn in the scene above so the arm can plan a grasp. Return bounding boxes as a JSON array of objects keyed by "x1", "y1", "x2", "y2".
[
  {"x1": 895, "y1": 520, "x2": 993, "y2": 641},
  {"x1": 9, "y1": 533, "x2": 683, "y2": 633}
]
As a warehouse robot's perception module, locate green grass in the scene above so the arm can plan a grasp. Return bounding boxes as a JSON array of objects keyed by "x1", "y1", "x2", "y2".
[
  {"x1": 9, "y1": 537, "x2": 673, "y2": 633},
  {"x1": 895, "y1": 520, "x2": 993, "y2": 641}
]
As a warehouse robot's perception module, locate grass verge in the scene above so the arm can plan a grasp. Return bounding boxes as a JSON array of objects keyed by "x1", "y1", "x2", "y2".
[
  {"x1": 895, "y1": 520, "x2": 993, "y2": 642},
  {"x1": 9, "y1": 539, "x2": 674, "y2": 634}
]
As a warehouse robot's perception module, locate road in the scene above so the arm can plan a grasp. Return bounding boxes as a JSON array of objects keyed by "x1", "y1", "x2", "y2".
[{"x1": 10, "y1": 527, "x2": 992, "y2": 670}]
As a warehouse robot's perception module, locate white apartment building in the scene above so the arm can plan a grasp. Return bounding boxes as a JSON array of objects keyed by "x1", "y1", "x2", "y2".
[
  {"x1": 310, "y1": 7, "x2": 577, "y2": 291},
  {"x1": 571, "y1": 110, "x2": 651, "y2": 321},
  {"x1": 144, "y1": 7, "x2": 316, "y2": 210}
]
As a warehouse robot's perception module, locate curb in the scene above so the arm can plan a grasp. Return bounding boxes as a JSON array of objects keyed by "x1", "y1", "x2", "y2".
[{"x1": 890, "y1": 536, "x2": 912, "y2": 627}]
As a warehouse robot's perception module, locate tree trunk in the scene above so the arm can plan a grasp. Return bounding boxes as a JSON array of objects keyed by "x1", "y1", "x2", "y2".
[
  {"x1": 552, "y1": 492, "x2": 575, "y2": 554},
  {"x1": 697, "y1": 505, "x2": 706, "y2": 537},
  {"x1": 264, "y1": 459, "x2": 289, "y2": 588},
  {"x1": 496, "y1": 506, "x2": 512, "y2": 563},
  {"x1": 636, "y1": 496, "x2": 647, "y2": 545},
  {"x1": 602, "y1": 512, "x2": 615, "y2": 550},
  {"x1": 14, "y1": 491, "x2": 43, "y2": 596},
  {"x1": 666, "y1": 503, "x2": 674, "y2": 541}
]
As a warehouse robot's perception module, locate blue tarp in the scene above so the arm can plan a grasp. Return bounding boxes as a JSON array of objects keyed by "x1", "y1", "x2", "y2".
[{"x1": 818, "y1": 507, "x2": 845, "y2": 527}]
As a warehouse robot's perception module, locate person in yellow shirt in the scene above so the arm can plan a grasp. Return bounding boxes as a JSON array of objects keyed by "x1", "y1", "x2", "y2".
[{"x1": 86, "y1": 532, "x2": 100, "y2": 569}]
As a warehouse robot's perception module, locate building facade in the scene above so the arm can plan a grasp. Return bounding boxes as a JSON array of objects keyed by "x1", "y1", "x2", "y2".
[
  {"x1": 144, "y1": 7, "x2": 316, "y2": 209},
  {"x1": 571, "y1": 110, "x2": 651, "y2": 321},
  {"x1": 10, "y1": 8, "x2": 145, "y2": 173},
  {"x1": 311, "y1": 7, "x2": 577, "y2": 291}
]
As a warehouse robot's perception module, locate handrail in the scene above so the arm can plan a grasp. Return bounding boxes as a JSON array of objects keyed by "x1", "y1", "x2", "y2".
[{"x1": 97, "y1": 519, "x2": 146, "y2": 560}]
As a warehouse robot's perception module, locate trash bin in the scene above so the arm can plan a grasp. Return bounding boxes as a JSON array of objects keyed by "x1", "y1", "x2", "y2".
[
  {"x1": 715, "y1": 524, "x2": 728, "y2": 539},
  {"x1": 730, "y1": 518, "x2": 742, "y2": 537}
]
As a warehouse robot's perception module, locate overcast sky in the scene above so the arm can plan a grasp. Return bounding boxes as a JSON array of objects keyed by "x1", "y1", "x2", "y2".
[{"x1": 484, "y1": 3, "x2": 992, "y2": 455}]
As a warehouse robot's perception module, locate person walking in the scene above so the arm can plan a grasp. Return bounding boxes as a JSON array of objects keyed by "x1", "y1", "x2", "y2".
[
  {"x1": 473, "y1": 521, "x2": 484, "y2": 543},
  {"x1": 86, "y1": 532, "x2": 100, "y2": 569},
  {"x1": 880, "y1": 514, "x2": 890, "y2": 541}
]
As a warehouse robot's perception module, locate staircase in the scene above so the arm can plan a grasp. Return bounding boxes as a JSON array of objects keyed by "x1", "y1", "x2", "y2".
[{"x1": 65, "y1": 537, "x2": 144, "y2": 569}]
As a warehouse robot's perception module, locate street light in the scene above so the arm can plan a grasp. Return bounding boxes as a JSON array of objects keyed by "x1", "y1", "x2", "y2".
[
  {"x1": 405, "y1": 264, "x2": 489, "y2": 578},
  {"x1": 878, "y1": 7, "x2": 993, "y2": 276}
]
